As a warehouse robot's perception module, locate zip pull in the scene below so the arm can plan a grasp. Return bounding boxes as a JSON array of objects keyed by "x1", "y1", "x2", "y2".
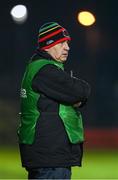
[{"x1": 70, "y1": 70, "x2": 73, "y2": 77}]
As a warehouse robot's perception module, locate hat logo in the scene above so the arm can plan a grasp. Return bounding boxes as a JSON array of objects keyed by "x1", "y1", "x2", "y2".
[
  {"x1": 46, "y1": 39, "x2": 54, "y2": 45},
  {"x1": 62, "y1": 30, "x2": 69, "y2": 37}
]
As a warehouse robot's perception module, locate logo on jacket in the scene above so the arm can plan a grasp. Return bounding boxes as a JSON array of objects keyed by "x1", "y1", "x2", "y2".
[{"x1": 20, "y1": 88, "x2": 27, "y2": 98}]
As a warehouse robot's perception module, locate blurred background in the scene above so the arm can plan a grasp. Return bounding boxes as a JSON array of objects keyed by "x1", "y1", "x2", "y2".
[{"x1": 0, "y1": 0, "x2": 118, "y2": 179}]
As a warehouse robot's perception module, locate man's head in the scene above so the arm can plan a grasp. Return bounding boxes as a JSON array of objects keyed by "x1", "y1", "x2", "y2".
[{"x1": 38, "y1": 22, "x2": 71, "y2": 62}]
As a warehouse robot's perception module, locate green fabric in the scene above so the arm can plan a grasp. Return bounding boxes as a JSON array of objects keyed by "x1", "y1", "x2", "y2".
[
  {"x1": 18, "y1": 59, "x2": 64, "y2": 144},
  {"x1": 59, "y1": 105, "x2": 84, "y2": 143},
  {"x1": 18, "y1": 58, "x2": 84, "y2": 144}
]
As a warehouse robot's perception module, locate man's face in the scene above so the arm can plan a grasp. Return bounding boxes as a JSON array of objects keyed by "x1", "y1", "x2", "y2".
[{"x1": 45, "y1": 41, "x2": 70, "y2": 63}]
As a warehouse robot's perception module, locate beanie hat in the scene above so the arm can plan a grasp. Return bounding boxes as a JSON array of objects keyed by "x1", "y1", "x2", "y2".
[{"x1": 38, "y1": 22, "x2": 71, "y2": 50}]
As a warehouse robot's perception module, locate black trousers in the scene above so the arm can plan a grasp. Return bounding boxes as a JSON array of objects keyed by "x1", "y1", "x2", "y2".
[{"x1": 27, "y1": 167, "x2": 71, "y2": 179}]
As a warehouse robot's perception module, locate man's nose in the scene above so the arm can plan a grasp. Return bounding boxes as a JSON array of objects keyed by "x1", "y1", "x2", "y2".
[{"x1": 64, "y1": 42, "x2": 70, "y2": 51}]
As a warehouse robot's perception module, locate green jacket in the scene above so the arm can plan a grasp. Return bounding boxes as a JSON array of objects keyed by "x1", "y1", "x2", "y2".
[{"x1": 18, "y1": 59, "x2": 84, "y2": 144}]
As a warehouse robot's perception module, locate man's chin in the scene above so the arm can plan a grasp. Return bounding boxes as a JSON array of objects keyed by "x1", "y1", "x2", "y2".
[
  {"x1": 56, "y1": 56, "x2": 68, "y2": 62},
  {"x1": 61, "y1": 56, "x2": 68, "y2": 61},
  {"x1": 60, "y1": 58, "x2": 67, "y2": 62}
]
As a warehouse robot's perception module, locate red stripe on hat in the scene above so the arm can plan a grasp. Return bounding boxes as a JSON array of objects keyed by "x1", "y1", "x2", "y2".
[
  {"x1": 40, "y1": 37, "x2": 71, "y2": 50},
  {"x1": 38, "y1": 28, "x2": 65, "y2": 43}
]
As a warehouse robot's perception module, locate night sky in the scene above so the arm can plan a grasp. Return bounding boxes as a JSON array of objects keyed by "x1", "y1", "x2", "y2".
[{"x1": 0, "y1": 0, "x2": 118, "y2": 128}]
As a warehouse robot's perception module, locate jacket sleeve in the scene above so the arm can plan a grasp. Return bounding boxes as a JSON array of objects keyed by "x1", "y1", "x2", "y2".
[{"x1": 32, "y1": 64, "x2": 91, "y2": 105}]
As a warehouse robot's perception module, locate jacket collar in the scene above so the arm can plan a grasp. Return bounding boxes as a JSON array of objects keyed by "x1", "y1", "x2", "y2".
[
  {"x1": 31, "y1": 49, "x2": 54, "y2": 61},
  {"x1": 30, "y1": 49, "x2": 64, "y2": 69}
]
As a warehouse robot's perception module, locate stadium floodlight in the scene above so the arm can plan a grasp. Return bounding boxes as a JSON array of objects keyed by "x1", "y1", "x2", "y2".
[
  {"x1": 77, "y1": 11, "x2": 96, "y2": 26},
  {"x1": 10, "y1": 4, "x2": 28, "y2": 24}
]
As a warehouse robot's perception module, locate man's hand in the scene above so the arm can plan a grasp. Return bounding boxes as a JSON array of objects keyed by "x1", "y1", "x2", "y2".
[
  {"x1": 74, "y1": 98, "x2": 88, "y2": 108},
  {"x1": 73, "y1": 102, "x2": 82, "y2": 107}
]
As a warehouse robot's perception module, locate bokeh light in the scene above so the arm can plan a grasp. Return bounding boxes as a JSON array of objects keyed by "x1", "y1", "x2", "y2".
[
  {"x1": 10, "y1": 4, "x2": 28, "y2": 24},
  {"x1": 78, "y1": 11, "x2": 95, "y2": 26}
]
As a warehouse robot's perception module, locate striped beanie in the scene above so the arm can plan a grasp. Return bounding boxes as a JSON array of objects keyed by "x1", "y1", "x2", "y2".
[{"x1": 38, "y1": 22, "x2": 71, "y2": 50}]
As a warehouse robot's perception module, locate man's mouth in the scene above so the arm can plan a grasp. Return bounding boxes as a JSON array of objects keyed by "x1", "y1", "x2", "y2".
[{"x1": 63, "y1": 54, "x2": 68, "y2": 56}]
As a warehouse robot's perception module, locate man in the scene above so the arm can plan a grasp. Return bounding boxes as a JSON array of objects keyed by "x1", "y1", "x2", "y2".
[{"x1": 18, "y1": 22, "x2": 91, "y2": 179}]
